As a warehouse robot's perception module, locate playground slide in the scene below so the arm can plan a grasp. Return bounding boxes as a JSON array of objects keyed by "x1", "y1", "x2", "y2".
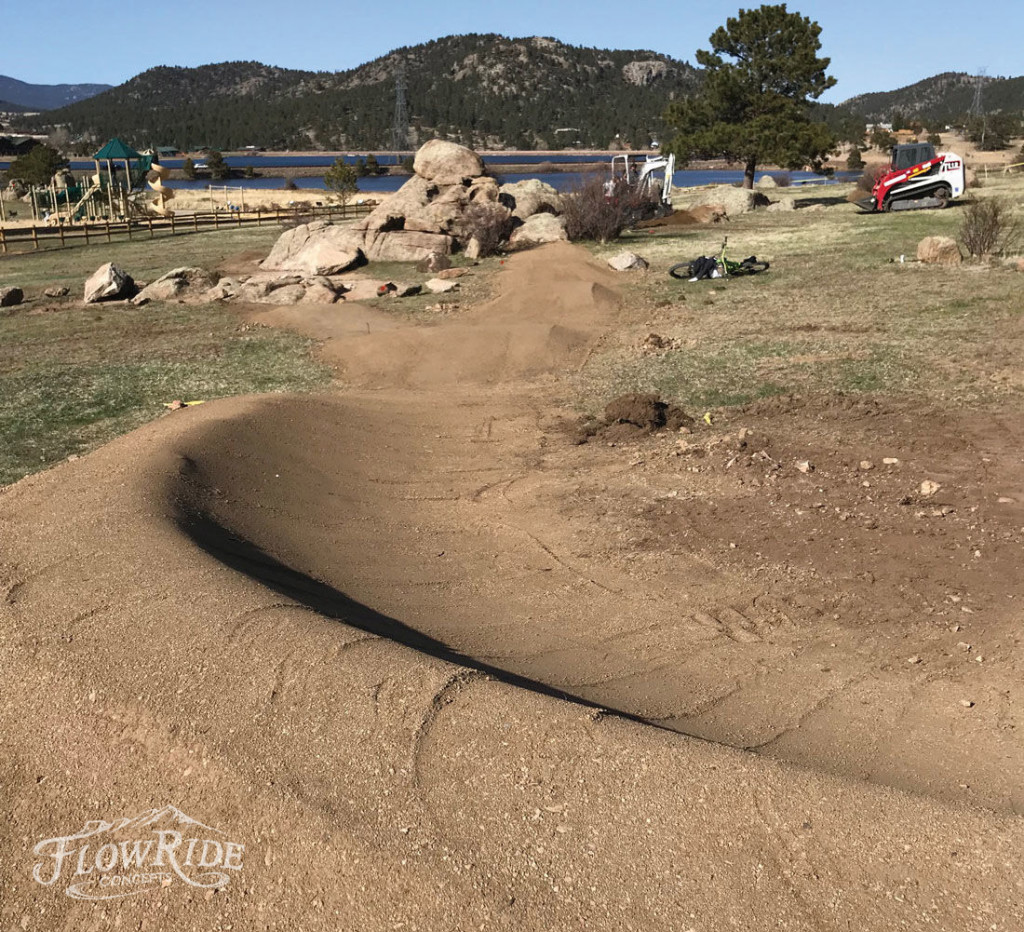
[{"x1": 147, "y1": 162, "x2": 175, "y2": 216}]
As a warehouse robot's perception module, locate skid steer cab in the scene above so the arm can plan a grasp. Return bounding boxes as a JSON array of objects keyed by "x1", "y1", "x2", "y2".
[{"x1": 856, "y1": 142, "x2": 966, "y2": 213}]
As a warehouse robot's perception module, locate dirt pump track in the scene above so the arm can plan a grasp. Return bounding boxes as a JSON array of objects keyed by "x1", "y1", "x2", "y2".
[{"x1": 1, "y1": 243, "x2": 1022, "y2": 930}]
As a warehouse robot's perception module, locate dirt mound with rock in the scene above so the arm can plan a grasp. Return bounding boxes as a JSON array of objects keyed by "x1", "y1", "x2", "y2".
[{"x1": 576, "y1": 391, "x2": 695, "y2": 443}]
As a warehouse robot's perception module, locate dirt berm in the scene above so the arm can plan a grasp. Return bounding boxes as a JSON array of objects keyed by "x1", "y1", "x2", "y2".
[{"x1": 1, "y1": 243, "x2": 1021, "y2": 930}]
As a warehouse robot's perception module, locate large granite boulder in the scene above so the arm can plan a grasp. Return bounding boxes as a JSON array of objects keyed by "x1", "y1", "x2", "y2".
[
  {"x1": 508, "y1": 213, "x2": 568, "y2": 250},
  {"x1": 413, "y1": 140, "x2": 485, "y2": 185},
  {"x1": 498, "y1": 179, "x2": 563, "y2": 220},
  {"x1": 261, "y1": 221, "x2": 365, "y2": 275}
]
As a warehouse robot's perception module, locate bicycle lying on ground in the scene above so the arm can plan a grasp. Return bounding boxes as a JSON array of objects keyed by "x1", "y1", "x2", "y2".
[{"x1": 669, "y1": 237, "x2": 770, "y2": 281}]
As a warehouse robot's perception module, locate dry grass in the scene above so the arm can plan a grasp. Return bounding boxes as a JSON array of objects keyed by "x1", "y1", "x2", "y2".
[{"x1": 577, "y1": 175, "x2": 1024, "y2": 414}]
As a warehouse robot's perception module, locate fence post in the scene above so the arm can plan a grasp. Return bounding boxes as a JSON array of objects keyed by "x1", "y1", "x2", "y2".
[
  {"x1": 170, "y1": 214, "x2": 176, "y2": 235},
  {"x1": 148, "y1": 217, "x2": 154, "y2": 237},
  {"x1": 193, "y1": 214, "x2": 199, "y2": 232},
  {"x1": 32, "y1": 226, "x2": 39, "y2": 250},
  {"x1": 105, "y1": 221, "x2": 111, "y2": 243},
  {"x1": 0, "y1": 228, "x2": 6, "y2": 255}
]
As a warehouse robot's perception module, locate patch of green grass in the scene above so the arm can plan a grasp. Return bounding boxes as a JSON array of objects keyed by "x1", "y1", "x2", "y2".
[{"x1": 0, "y1": 301, "x2": 331, "y2": 486}]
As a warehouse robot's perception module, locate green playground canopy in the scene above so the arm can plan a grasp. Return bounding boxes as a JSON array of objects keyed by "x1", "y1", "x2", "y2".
[{"x1": 92, "y1": 138, "x2": 142, "y2": 160}]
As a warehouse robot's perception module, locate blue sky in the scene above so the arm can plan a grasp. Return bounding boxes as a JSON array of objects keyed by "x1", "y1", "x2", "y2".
[{"x1": 9, "y1": 0, "x2": 1023, "y2": 102}]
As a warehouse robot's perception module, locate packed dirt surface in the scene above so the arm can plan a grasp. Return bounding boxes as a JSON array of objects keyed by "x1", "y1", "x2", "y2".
[{"x1": 2, "y1": 243, "x2": 1022, "y2": 930}]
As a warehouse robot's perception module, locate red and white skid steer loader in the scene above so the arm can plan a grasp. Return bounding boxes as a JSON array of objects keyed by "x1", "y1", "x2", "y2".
[{"x1": 856, "y1": 142, "x2": 966, "y2": 212}]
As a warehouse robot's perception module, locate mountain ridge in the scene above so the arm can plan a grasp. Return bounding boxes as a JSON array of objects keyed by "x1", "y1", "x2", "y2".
[{"x1": 0, "y1": 75, "x2": 111, "y2": 111}]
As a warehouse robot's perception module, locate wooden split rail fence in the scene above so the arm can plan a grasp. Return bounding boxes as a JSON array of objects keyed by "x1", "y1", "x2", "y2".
[{"x1": 0, "y1": 203, "x2": 371, "y2": 255}]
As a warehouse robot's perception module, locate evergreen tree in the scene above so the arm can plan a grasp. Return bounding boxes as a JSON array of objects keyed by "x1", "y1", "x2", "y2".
[
  {"x1": 206, "y1": 149, "x2": 231, "y2": 180},
  {"x1": 182, "y1": 156, "x2": 197, "y2": 180},
  {"x1": 663, "y1": 4, "x2": 836, "y2": 188},
  {"x1": 6, "y1": 144, "x2": 68, "y2": 186},
  {"x1": 323, "y1": 158, "x2": 358, "y2": 204}
]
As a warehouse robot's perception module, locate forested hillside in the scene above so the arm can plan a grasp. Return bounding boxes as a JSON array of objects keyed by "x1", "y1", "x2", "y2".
[
  {"x1": 839, "y1": 72, "x2": 1024, "y2": 124},
  {"x1": 26, "y1": 35, "x2": 699, "y2": 151}
]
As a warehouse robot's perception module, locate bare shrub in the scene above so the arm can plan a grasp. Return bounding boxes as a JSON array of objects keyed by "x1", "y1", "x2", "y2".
[
  {"x1": 459, "y1": 203, "x2": 514, "y2": 257},
  {"x1": 560, "y1": 173, "x2": 661, "y2": 244},
  {"x1": 855, "y1": 164, "x2": 888, "y2": 193},
  {"x1": 958, "y1": 198, "x2": 1020, "y2": 259},
  {"x1": 770, "y1": 171, "x2": 792, "y2": 187}
]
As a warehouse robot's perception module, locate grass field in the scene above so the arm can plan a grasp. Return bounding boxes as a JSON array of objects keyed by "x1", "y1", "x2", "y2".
[
  {"x1": 1, "y1": 179, "x2": 1022, "y2": 485},
  {"x1": 0, "y1": 227, "x2": 330, "y2": 485},
  {"x1": 577, "y1": 176, "x2": 1024, "y2": 413}
]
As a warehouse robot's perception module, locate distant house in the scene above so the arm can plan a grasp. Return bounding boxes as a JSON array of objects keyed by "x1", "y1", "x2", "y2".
[{"x1": 156, "y1": 146, "x2": 179, "y2": 158}]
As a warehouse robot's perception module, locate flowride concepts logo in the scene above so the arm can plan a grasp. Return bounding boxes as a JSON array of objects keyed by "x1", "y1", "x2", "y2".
[{"x1": 32, "y1": 805, "x2": 245, "y2": 900}]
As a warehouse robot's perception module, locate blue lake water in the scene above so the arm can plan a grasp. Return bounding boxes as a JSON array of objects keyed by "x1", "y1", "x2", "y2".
[
  {"x1": 158, "y1": 169, "x2": 850, "y2": 194},
  {"x1": 1, "y1": 150, "x2": 852, "y2": 192}
]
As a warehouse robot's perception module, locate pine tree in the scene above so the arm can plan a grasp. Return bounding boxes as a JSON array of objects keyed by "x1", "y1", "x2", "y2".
[{"x1": 664, "y1": 4, "x2": 836, "y2": 188}]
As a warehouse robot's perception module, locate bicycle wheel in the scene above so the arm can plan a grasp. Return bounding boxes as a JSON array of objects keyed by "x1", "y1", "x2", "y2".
[
  {"x1": 668, "y1": 262, "x2": 693, "y2": 280},
  {"x1": 735, "y1": 260, "x2": 770, "y2": 275}
]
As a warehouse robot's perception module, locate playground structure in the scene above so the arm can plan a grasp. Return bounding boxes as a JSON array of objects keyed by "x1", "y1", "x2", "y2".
[{"x1": 8, "y1": 137, "x2": 175, "y2": 224}]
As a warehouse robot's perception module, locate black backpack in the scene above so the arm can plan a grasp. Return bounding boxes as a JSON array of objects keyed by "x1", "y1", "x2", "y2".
[{"x1": 687, "y1": 256, "x2": 719, "y2": 280}]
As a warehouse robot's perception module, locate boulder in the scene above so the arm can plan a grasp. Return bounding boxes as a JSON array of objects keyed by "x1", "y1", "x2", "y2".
[
  {"x1": 84, "y1": 263, "x2": 135, "y2": 303},
  {"x1": 413, "y1": 140, "x2": 484, "y2": 185},
  {"x1": 261, "y1": 221, "x2": 365, "y2": 275},
  {"x1": 301, "y1": 281, "x2": 341, "y2": 304},
  {"x1": 689, "y1": 204, "x2": 727, "y2": 223},
  {"x1": 766, "y1": 198, "x2": 796, "y2": 212},
  {"x1": 132, "y1": 267, "x2": 219, "y2": 305},
  {"x1": 0, "y1": 286, "x2": 24, "y2": 307},
  {"x1": 685, "y1": 185, "x2": 769, "y2": 216},
  {"x1": 508, "y1": 214, "x2": 568, "y2": 250},
  {"x1": 436, "y1": 267, "x2": 469, "y2": 280},
  {"x1": 917, "y1": 236, "x2": 961, "y2": 265},
  {"x1": 362, "y1": 229, "x2": 454, "y2": 263},
  {"x1": 260, "y1": 284, "x2": 307, "y2": 305},
  {"x1": 498, "y1": 179, "x2": 563, "y2": 221},
  {"x1": 607, "y1": 252, "x2": 649, "y2": 272},
  {"x1": 43, "y1": 285, "x2": 70, "y2": 298},
  {"x1": 416, "y1": 252, "x2": 452, "y2": 273},
  {"x1": 205, "y1": 278, "x2": 241, "y2": 301},
  {"x1": 756, "y1": 175, "x2": 778, "y2": 189}
]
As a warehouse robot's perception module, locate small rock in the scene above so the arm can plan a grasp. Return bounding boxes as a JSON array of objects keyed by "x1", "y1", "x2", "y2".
[
  {"x1": 416, "y1": 252, "x2": 452, "y2": 273},
  {"x1": 796, "y1": 460, "x2": 813, "y2": 474},
  {"x1": 957, "y1": 641, "x2": 972, "y2": 651},
  {"x1": 997, "y1": 496, "x2": 1015, "y2": 504},
  {"x1": 920, "y1": 480, "x2": 941, "y2": 497},
  {"x1": 882, "y1": 457, "x2": 900, "y2": 466},
  {"x1": 959, "y1": 700, "x2": 975, "y2": 708},
  {"x1": 859, "y1": 460, "x2": 874, "y2": 471},
  {"x1": 907, "y1": 655, "x2": 922, "y2": 664},
  {"x1": 436, "y1": 267, "x2": 469, "y2": 280},
  {"x1": 607, "y1": 251, "x2": 649, "y2": 272},
  {"x1": 43, "y1": 285, "x2": 70, "y2": 298},
  {"x1": 0, "y1": 286, "x2": 24, "y2": 307},
  {"x1": 425, "y1": 278, "x2": 460, "y2": 294}
]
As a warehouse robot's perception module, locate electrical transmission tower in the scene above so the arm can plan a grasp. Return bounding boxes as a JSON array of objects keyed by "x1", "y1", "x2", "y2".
[
  {"x1": 391, "y1": 65, "x2": 409, "y2": 154},
  {"x1": 969, "y1": 68, "x2": 987, "y2": 148}
]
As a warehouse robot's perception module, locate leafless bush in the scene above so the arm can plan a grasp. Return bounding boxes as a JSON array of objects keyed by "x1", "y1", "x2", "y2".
[
  {"x1": 855, "y1": 164, "x2": 888, "y2": 193},
  {"x1": 460, "y1": 202, "x2": 514, "y2": 257},
  {"x1": 560, "y1": 173, "x2": 661, "y2": 243},
  {"x1": 958, "y1": 198, "x2": 1020, "y2": 258},
  {"x1": 770, "y1": 171, "x2": 792, "y2": 187}
]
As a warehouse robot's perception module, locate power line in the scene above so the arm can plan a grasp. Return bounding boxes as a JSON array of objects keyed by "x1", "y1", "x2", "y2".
[{"x1": 391, "y1": 65, "x2": 409, "y2": 154}]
